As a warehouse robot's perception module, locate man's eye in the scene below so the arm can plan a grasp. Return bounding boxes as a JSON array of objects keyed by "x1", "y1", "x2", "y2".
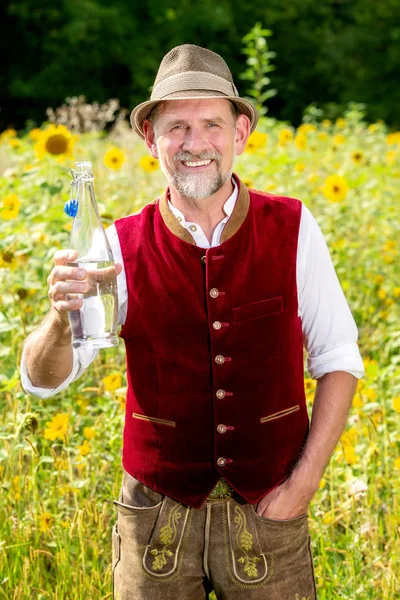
[
  {"x1": 207, "y1": 123, "x2": 218, "y2": 128},
  {"x1": 172, "y1": 125, "x2": 184, "y2": 130}
]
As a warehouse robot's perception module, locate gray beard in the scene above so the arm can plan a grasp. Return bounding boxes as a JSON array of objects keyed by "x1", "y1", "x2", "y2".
[{"x1": 159, "y1": 150, "x2": 234, "y2": 200}]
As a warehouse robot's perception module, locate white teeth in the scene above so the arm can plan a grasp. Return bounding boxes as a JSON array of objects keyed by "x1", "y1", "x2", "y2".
[{"x1": 183, "y1": 160, "x2": 212, "y2": 167}]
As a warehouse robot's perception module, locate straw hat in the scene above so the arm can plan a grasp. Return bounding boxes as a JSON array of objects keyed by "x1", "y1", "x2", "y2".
[{"x1": 130, "y1": 44, "x2": 259, "y2": 139}]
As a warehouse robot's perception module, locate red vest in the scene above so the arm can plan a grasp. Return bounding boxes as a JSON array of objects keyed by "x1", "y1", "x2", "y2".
[{"x1": 114, "y1": 175, "x2": 309, "y2": 509}]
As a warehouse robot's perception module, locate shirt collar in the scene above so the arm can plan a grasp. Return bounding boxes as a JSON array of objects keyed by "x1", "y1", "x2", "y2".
[{"x1": 167, "y1": 177, "x2": 238, "y2": 224}]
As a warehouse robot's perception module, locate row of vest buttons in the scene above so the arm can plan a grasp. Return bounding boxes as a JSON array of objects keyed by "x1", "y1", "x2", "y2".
[{"x1": 208, "y1": 278, "x2": 230, "y2": 464}]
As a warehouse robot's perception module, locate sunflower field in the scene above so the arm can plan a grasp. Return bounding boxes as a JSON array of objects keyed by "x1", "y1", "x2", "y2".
[{"x1": 0, "y1": 108, "x2": 399, "y2": 599}]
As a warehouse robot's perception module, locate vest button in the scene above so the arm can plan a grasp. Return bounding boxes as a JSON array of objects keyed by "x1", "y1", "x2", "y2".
[
  {"x1": 213, "y1": 321, "x2": 222, "y2": 330},
  {"x1": 201, "y1": 255, "x2": 207, "y2": 264},
  {"x1": 215, "y1": 355, "x2": 225, "y2": 365},
  {"x1": 190, "y1": 225, "x2": 197, "y2": 232},
  {"x1": 209, "y1": 288, "x2": 219, "y2": 298},
  {"x1": 216, "y1": 389, "x2": 226, "y2": 399},
  {"x1": 217, "y1": 457, "x2": 227, "y2": 467},
  {"x1": 217, "y1": 424, "x2": 227, "y2": 434}
]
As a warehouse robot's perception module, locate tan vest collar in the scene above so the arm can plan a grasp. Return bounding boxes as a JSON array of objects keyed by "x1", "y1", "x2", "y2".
[{"x1": 158, "y1": 175, "x2": 250, "y2": 245}]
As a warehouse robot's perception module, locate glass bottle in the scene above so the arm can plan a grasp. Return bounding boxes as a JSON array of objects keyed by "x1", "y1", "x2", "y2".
[{"x1": 65, "y1": 161, "x2": 118, "y2": 349}]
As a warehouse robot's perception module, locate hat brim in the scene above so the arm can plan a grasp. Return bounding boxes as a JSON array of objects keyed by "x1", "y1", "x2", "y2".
[{"x1": 130, "y1": 90, "x2": 259, "y2": 139}]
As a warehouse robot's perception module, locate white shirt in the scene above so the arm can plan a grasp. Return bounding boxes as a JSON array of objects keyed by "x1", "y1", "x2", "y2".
[{"x1": 21, "y1": 181, "x2": 364, "y2": 398}]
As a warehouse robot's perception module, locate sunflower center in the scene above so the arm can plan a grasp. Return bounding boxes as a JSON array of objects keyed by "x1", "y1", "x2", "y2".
[
  {"x1": 333, "y1": 185, "x2": 340, "y2": 193},
  {"x1": 45, "y1": 134, "x2": 68, "y2": 155},
  {"x1": 3, "y1": 251, "x2": 14, "y2": 263}
]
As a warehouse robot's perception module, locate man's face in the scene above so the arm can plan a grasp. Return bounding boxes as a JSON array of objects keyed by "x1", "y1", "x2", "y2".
[{"x1": 143, "y1": 98, "x2": 250, "y2": 200}]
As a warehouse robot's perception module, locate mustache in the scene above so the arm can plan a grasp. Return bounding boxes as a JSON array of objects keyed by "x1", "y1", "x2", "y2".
[{"x1": 173, "y1": 150, "x2": 222, "y2": 163}]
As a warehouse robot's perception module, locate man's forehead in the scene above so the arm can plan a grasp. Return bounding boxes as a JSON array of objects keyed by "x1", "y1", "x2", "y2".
[{"x1": 158, "y1": 97, "x2": 232, "y2": 119}]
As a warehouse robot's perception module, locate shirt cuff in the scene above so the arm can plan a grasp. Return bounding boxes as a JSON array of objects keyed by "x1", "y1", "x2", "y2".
[{"x1": 306, "y1": 342, "x2": 364, "y2": 380}]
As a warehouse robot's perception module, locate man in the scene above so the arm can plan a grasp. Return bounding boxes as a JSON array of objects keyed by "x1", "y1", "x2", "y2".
[{"x1": 22, "y1": 44, "x2": 364, "y2": 599}]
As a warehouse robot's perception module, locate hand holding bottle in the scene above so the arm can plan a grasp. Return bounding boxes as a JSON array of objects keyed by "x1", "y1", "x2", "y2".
[{"x1": 47, "y1": 248, "x2": 122, "y2": 323}]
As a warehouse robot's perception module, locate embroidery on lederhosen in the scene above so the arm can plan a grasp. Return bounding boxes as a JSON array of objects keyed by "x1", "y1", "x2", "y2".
[
  {"x1": 143, "y1": 498, "x2": 190, "y2": 577},
  {"x1": 225, "y1": 502, "x2": 269, "y2": 584}
]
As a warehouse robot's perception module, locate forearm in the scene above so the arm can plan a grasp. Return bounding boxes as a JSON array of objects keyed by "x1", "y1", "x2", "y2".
[
  {"x1": 23, "y1": 308, "x2": 74, "y2": 388},
  {"x1": 290, "y1": 371, "x2": 358, "y2": 494}
]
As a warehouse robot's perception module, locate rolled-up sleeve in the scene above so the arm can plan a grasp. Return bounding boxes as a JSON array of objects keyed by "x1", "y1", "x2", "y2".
[
  {"x1": 297, "y1": 204, "x2": 364, "y2": 380},
  {"x1": 20, "y1": 345, "x2": 99, "y2": 398}
]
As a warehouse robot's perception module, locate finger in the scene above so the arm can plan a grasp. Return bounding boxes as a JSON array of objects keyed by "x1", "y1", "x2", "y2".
[
  {"x1": 115, "y1": 262, "x2": 123, "y2": 276},
  {"x1": 49, "y1": 279, "x2": 89, "y2": 300},
  {"x1": 48, "y1": 264, "x2": 87, "y2": 287},
  {"x1": 53, "y1": 249, "x2": 79, "y2": 266},
  {"x1": 52, "y1": 297, "x2": 83, "y2": 318}
]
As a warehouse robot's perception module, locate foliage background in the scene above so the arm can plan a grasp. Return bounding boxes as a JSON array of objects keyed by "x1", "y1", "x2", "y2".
[{"x1": 2, "y1": 0, "x2": 400, "y2": 131}]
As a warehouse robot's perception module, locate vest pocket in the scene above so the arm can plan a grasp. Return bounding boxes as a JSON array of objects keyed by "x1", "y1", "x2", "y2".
[
  {"x1": 233, "y1": 295, "x2": 284, "y2": 324},
  {"x1": 260, "y1": 404, "x2": 300, "y2": 424},
  {"x1": 132, "y1": 412, "x2": 176, "y2": 427}
]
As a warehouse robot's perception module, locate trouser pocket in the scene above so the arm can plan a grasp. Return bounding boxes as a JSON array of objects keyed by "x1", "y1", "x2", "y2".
[
  {"x1": 225, "y1": 501, "x2": 270, "y2": 585},
  {"x1": 142, "y1": 496, "x2": 191, "y2": 577},
  {"x1": 251, "y1": 506, "x2": 317, "y2": 599}
]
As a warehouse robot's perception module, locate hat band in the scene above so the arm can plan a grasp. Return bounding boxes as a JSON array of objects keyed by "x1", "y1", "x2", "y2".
[{"x1": 151, "y1": 71, "x2": 239, "y2": 101}]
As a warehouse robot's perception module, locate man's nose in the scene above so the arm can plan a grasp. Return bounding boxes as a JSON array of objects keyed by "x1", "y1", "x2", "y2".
[{"x1": 181, "y1": 127, "x2": 209, "y2": 155}]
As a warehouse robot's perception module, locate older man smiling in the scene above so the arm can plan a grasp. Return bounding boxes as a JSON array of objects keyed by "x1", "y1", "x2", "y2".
[{"x1": 21, "y1": 44, "x2": 363, "y2": 600}]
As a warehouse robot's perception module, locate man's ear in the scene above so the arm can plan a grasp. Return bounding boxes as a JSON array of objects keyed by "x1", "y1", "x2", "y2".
[
  {"x1": 235, "y1": 114, "x2": 251, "y2": 156},
  {"x1": 143, "y1": 120, "x2": 159, "y2": 159}
]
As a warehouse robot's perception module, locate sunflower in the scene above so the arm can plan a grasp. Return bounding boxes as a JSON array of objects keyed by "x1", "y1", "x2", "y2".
[
  {"x1": 294, "y1": 132, "x2": 307, "y2": 151},
  {"x1": 1, "y1": 194, "x2": 21, "y2": 219},
  {"x1": 77, "y1": 440, "x2": 91, "y2": 456},
  {"x1": 39, "y1": 512, "x2": 54, "y2": 533},
  {"x1": 104, "y1": 147, "x2": 125, "y2": 170},
  {"x1": 0, "y1": 250, "x2": 17, "y2": 270},
  {"x1": 386, "y1": 132, "x2": 400, "y2": 146},
  {"x1": 0, "y1": 128, "x2": 17, "y2": 143},
  {"x1": 295, "y1": 162, "x2": 306, "y2": 173},
  {"x1": 34, "y1": 124, "x2": 75, "y2": 159},
  {"x1": 83, "y1": 426, "x2": 95, "y2": 440},
  {"x1": 43, "y1": 413, "x2": 69, "y2": 441},
  {"x1": 317, "y1": 132, "x2": 328, "y2": 141},
  {"x1": 333, "y1": 134, "x2": 346, "y2": 145},
  {"x1": 297, "y1": 123, "x2": 316, "y2": 134},
  {"x1": 139, "y1": 155, "x2": 159, "y2": 172},
  {"x1": 102, "y1": 372, "x2": 122, "y2": 391},
  {"x1": 321, "y1": 119, "x2": 332, "y2": 128},
  {"x1": 245, "y1": 131, "x2": 268, "y2": 153},
  {"x1": 351, "y1": 150, "x2": 364, "y2": 165},
  {"x1": 28, "y1": 128, "x2": 42, "y2": 141},
  {"x1": 278, "y1": 128, "x2": 293, "y2": 147},
  {"x1": 322, "y1": 175, "x2": 349, "y2": 202},
  {"x1": 9, "y1": 138, "x2": 22, "y2": 149},
  {"x1": 335, "y1": 118, "x2": 346, "y2": 129}
]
